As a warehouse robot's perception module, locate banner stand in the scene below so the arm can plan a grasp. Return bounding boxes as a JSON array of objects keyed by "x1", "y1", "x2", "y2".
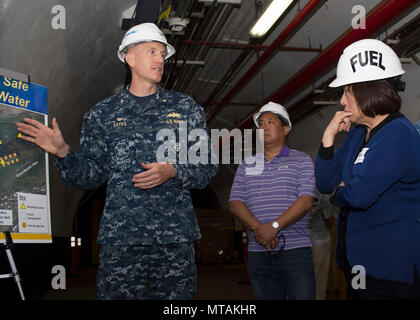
[
  {"x1": 0, "y1": 232, "x2": 25, "y2": 300},
  {"x1": 0, "y1": 68, "x2": 51, "y2": 244},
  {"x1": 0, "y1": 69, "x2": 30, "y2": 299}
]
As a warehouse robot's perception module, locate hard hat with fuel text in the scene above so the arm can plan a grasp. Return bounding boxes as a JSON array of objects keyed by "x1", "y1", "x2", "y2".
[{"x1": 329, "y1": 39, "x2": 405, "y2": 87}]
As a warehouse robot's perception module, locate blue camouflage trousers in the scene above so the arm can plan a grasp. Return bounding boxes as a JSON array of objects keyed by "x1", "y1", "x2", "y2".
[{"x1": 96, "y1": 242, "x2": 197, "y2": 300}]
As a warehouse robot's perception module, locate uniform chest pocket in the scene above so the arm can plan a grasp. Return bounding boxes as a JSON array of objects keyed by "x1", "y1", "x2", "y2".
[{"x1": 107, "y1": 126, "x2": 136, "y2": 171}]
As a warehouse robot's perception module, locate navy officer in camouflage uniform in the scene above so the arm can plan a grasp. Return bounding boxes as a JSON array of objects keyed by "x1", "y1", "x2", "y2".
[{"x1": 16, "y1": 23, "x2": 218, "y2": 299}]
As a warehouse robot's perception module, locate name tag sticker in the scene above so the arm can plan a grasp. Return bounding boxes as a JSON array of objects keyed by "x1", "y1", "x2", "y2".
[{"x1": 354, "y1": 147, "x2": 369, "y2": 164}]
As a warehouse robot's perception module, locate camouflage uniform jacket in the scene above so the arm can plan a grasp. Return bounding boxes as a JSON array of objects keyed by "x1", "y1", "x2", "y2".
[{"x1": 54, "y1": 87, "x2": 218, "y2": 245}]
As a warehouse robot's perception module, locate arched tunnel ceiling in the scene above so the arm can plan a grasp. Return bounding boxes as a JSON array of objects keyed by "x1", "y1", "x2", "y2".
[{"x1": 1, "y1": 0, "x2": 419, "y2": 236}]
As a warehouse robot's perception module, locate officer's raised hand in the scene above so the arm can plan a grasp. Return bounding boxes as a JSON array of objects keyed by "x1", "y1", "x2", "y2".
[
  {"x1": 16, "y1": 117, "x2": 69, "y2": 158},
  {"x1": 132, "y1": 162, "x2": 176, "y2": 189}
]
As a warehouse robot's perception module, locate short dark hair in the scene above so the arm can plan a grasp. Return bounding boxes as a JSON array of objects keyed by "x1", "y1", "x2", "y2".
[{"x1": 350, "y1": 79, "x2": 401, "y2": 117}]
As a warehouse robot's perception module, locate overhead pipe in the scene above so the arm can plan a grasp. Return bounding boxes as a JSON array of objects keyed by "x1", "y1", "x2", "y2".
[
  {"x1": 183, "y1": 5, "x2": 236, "y2": 97},
  {"x1": 236, "y1": 0, "x2": 418, "y2": 131},
  {"x1": 202, "y1": 0, "x2": 322, "y2": 111},
  {"x1": 165, "y1": 2, "x2": 220, "y2": 89},
  {"x1": 203, "y1": 48, "x2": 255, "y2": 109},
  {"x1": 206, "y1": 0, "x2": 323, "y2": 122},
  {"x1": 287, "y1": 13, "x2": 420, "y2": 125},
  {"x1": 174, "y1": 4, "x2": 233, "y2": 92},
  {"x1": 182, "y1": 40, "x2": 322, "y2": 52},
  {"x1": 162, "y1": 0, "x2": 198, "y2": 88}
]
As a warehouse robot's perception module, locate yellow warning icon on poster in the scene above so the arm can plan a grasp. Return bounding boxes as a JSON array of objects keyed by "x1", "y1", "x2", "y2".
[{"x1": 21, "y1": 203, "x2": 26, "y2": 210}]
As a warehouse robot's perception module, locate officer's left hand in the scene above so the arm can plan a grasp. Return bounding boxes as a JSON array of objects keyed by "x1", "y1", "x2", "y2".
[{"x1": 132, "y1": 162, "x2": 176, "y2": 189}]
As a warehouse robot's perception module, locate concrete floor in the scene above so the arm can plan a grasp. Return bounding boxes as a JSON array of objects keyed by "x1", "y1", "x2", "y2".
[
  {"x1": 41, "y1": 263, "x2": 344, "y2": 300},
  {"x1": 41, "y1": 263, "x2": 254, "y2": 300}
]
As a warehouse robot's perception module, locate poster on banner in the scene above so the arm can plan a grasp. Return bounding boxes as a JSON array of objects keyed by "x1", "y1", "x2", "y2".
[{"x1": 0, "y1": 74, "x2": 51, "y2": 243}]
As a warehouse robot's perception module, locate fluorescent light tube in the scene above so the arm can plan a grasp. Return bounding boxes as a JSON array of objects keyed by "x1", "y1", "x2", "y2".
[{"x1": 250, "y1": 0, "x2": 294, "y2": 37}]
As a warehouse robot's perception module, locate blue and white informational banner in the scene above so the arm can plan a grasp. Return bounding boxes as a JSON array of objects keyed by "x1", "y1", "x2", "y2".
[
  {"x1": 0, "y1": 74, "x2": 51, "y2": 243},
  {"x1": 0, "y1": 76, "x2": 48, "y2": 115}
]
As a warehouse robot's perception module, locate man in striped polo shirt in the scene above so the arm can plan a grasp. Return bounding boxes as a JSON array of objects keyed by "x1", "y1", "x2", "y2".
[{"x1": 229, "y1": 102, "x2": 318, "y2": 300}]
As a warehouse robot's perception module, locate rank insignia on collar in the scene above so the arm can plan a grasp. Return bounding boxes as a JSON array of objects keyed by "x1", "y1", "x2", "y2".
[
  {"x1": 113, "y1": 118, "x2": 127, "y2": 127},
  {"x1": 166, "y1": 112, "x2": 181, "y2": 118}
]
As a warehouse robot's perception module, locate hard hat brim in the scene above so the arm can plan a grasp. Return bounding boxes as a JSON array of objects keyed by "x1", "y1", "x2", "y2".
[
  {"x1": 117, "y1": 41, "x2": 176, "y2": 63},
  {"x1": 329, "y1": 69, "x2": 406, "y2": 87},
  {"x1": 253, "y1": 111, "x2": 292, "y2": 129}
]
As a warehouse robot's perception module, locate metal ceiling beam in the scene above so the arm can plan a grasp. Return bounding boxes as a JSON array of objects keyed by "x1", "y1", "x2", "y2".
[
  {"x1": 235, "y1": 0, "x2": 419, "y2": 131},
  {"x1": 171, "y1": 3, "x2": 234, "y2": 92},
  {"x1": 206, "y1": 0, "x2": 322, "y2": 123},
  {"x1": 287, "y1": 13, "x2": 420, "y2": 125}
]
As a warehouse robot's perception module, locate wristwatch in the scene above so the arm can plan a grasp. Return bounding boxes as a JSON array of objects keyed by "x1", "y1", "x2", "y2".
[{"x1": 272, "y1": 221, "x2": 281, "y2": 232}]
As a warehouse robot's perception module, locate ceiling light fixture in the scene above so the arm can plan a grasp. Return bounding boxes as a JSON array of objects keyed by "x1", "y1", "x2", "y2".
[{"x1": 250, "y1": 0, "x2": 294, "y2": 38}]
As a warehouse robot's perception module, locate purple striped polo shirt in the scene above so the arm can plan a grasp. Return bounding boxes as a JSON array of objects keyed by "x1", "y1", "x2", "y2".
[{"x1": 229, "y1": 145, "x2": 318, "y2": 252}]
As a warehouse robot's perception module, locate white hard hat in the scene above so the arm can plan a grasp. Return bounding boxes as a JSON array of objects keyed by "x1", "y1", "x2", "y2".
[
  {"x1": 117, "y1": 23, "x2": 176, "y2": 63},
  {"x1": 330, "y1": 39, "x2": 405, "y2": 87},
  {"x1": 253, "y1": 101, "x2": 292, "y2": 129}
]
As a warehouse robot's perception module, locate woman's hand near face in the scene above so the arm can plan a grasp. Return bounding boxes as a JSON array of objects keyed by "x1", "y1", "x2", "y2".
[{"x1": 322, "y1": 111, "x2": 353, "y2": 147}]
